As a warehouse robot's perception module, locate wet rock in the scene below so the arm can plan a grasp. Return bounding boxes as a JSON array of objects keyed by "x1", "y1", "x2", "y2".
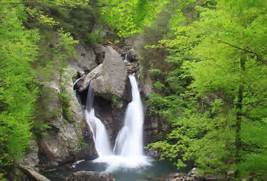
[
  {"x1": 167, "y1": 173, "x2": 196, "y2": 181},
  {"x1": 66, "y1": 171, "x2": 115, "y2": 181},
  {"x1": 167, "y1": 168, "x2": 216, "y2": 181},
  {"x1": 145, "y1": 148, "x2": 161, "y2": 159},
  {"x1": 125, "y1": 62, "x2": 138, "y2": 74},
  {"x1": 126, "y1": 48, "x2": 138, "y2": 62}
]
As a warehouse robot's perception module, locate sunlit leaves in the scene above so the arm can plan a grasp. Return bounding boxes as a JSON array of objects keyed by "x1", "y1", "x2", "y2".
[
  {"x1": 0, "y1": 1, "x2": 39, "y2": 171},
  {"x1": 148, "y1": 0, "x2": 267, "y2": 178},
  {"x1": 99, "y1": 0, "x2": 169, "y2": 37}
]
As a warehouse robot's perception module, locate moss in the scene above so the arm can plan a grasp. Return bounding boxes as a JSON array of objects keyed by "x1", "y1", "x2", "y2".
[
  {"x1": 111, "y1": 95, "x2": 123, "y2": 109},
  {"x1": 59, "y1": 89, "x2": 74, "y2": 123},
  {"x1": 149, "y1": 68, "x2": 162, "y2": 79},
  {"x1": 153, "y1": 81, "x2": 165, "y2": 91},
  {"x1": 85, "y1": 29, "x2": 104, "y2": 45},
  {"x1": 78, "y1": 138, "x2": 88, "y2": 150},
  {"x1": 0, "y1": 173, "x2": 6, "y2": 181},
  {"x1": 33, "y1": 86, "x2": 60, "y2": 137}
]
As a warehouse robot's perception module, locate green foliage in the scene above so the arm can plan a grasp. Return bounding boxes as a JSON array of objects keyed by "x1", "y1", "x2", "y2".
[
  {"x1": 148, "y1": 68, "x2": 162, "y2": 79},
  {"x1": 36, "y1": 29, "x2": 78, "y2": 82},
  {"x1": 111, "y1": 95, "x2": 123, "y2": 109},
  {"x1": 25, "y1": 0, "x2": 94, "y2": 40},
  {"x1": 0, "y1": 1, "x2": 39, "y2": 173},
  {"x1": 85, "y1": 29, "x2": 104, "y2": 45},
  {"x1": 59, "y1": 89, "x2": 73, "y2": 123},
  {"x1": 32, "y1": 86, "x2": 60, "y2": 138},
  {"x1": 99, "y1": 0, "x2": 169, "y2": 37},
  {"x1": 146, "y1": 0, "x2": 267, "y2": 179},
  {"x1": 0, "y1": 173, "x2": 6, "y2": 181}
]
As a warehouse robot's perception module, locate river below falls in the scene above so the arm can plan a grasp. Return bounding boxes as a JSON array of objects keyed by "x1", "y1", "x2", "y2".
[{"x1": 43, "y1": 159, "x2": 177, "y2": 181}]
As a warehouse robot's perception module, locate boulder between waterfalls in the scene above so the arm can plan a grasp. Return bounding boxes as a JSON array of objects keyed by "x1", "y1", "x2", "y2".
[
  {"x1": 66, "y1": 171, "x2": 115, "y2": 181},
  {"x1": 77, "y1": 46, "x2": 127, "y2": 100}
]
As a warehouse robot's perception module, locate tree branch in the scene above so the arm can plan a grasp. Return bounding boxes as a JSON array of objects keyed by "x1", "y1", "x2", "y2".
[{"x1": 218, "y1": 40, "x2": 263, "y2": 61}]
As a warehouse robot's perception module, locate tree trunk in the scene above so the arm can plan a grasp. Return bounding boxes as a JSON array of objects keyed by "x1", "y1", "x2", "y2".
[{"x1": 235, "y1": 55, "x2": 245, "y2": 176}]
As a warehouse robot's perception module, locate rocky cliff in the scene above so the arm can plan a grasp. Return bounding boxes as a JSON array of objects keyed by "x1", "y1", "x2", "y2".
[{"x1": 20, "y1": 43, "x2": 168, "y2": 179}]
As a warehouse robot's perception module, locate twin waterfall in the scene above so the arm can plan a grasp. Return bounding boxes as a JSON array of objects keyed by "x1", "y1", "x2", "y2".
[{"x1": 85, "y1": 75, "x2": 150, "y2": 171}]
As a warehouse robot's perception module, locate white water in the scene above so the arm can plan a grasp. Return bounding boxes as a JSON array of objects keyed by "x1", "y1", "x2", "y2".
[
  {"x1": 85, "y1": 75, "x2": 150, "y2": 171},
  {"x1": 85, "y1": 82, "x2": 113, "y2": 157}
]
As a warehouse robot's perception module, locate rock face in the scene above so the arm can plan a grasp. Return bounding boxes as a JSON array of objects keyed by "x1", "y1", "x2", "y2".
[
  {"x1": 21, "y1": 41, "x2": 168, "y2": 176},
  {"x1": 37, "y1": 45, "x2": 97, "y2": 168},
  {"x1": 66, "y1": 171, "x2": 115, "y2": 181},
  {"x1": 144, "y1": 115, "x2": 169, "y2": 144},
  {"x1": 93, "y1": 44, "x2": 106, "y2": 64},
  {"x1": 20, "y1": 140, "x2": 39, "y2": 170},
  {"x1": 77, "y1": 46, "x2": 127, "y2": 100},
  {"x1": 73, "y1": 45, "x2": 97, "y2": 71}
]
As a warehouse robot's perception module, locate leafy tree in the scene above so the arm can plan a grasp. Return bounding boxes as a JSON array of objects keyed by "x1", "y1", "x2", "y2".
[
  {"x1": 148, "y1": 0, "x2": 267, "y2": 179},
  {"x1": 0, "y1": 0, "x2": 39, "y2": 174},
  {"x1": 98, "y1": 0, "x2": 169, "y2": 37}
]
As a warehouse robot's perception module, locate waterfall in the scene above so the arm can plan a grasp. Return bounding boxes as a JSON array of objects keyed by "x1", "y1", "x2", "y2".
[
  {"x1": 85, "y1": 82, "x2": 112, "y2": 157},
  {"x1": 114, "y1": 75, "x2": 144, "y2": 156},
  {"x1": 85, "y1": 75, "x2": 150, "y2": 171}
]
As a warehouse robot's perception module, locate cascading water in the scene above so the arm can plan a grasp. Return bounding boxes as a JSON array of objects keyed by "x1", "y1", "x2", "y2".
[
  {"x1": 113, "y1": 75, "x2": 144, "y2": 157},
  {"x1": 85, "y1": 82, "x2": 112, "y2": 157},
  {"x1": 85, "y1": 75, "x2": 150, "y2": 171}
]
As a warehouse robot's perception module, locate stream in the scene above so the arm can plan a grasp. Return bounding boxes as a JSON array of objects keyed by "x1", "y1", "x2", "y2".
[{"x1": 44, "y1": 159, "x2": 176, "y2": 181}]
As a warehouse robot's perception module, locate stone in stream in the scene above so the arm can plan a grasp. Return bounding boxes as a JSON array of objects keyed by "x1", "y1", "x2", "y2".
[{"x1": 66, "y1": 171, "x2": 115, "y2": 181}]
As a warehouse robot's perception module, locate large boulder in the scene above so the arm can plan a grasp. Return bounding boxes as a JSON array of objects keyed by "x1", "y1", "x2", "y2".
[
  {"x1": 77, "y1": 46, "x2": 127, "y2": 100},
  {"x1": 66, "y1": 171, "x2": 115, "y2": 181},
  {"x1": 73, "y1": 45, "x2": 97, "y2": 71},
  {"x1": 93, "y1": 44, "x2": 106, "y2": 64}
]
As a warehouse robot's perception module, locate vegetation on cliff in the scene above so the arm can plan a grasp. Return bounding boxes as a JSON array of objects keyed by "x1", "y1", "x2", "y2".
[
  {"x1": 0, "y1": 0, "x2": 266, "y2": 180},
  {"x1": 0, "y1": 0, "x2": 87, "y2": 177}
]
